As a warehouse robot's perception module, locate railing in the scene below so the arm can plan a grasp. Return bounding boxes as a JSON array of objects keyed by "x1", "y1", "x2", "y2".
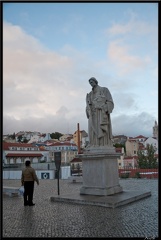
[
  {"x1": 118, "y1": 167, "x2": 158, "y2": 179},
  {"x1": 71, "y1": 169, "x2": 82, "y2": 176}
]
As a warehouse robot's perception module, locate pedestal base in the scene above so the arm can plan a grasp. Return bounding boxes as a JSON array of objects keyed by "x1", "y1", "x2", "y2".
[
  {"x1": 79, "y1": 152, "x2": 123, "y2": 196},
  {"x1": 50, "y1": 190, "x2": 151, "y2": 208},
  {"x1": 80, "y1": 185, "x2": 123, "y2": 196}
]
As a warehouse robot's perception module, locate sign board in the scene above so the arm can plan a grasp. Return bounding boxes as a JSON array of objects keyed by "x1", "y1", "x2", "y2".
[
  {"x1": 41, "y1": 172, "x2": 50, "y2": 179},
  {"x1": 54, "y1": 152, "x2": 61, "y2": 170}
]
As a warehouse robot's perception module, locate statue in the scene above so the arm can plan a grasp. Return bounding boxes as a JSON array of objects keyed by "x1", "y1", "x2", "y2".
[
  {"x1": 85, "y1": 77, "x2": 114, "y2": 149},
  {"x1": 79, "y1": 77, "x2": 123, "y2": 196}
]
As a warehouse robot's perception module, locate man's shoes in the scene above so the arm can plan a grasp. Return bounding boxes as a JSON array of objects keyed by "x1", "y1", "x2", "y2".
[
  {"x1": 24, "y1": 202, "x2": 29, "y2": 206},
  {"x1": 29, "y1": 203, "x2": 35, "y2": 206}
]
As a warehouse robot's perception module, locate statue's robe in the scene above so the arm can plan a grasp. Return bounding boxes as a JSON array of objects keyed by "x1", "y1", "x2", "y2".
[{"x1": 86, "y1": 85, "x2": 114, "y2": 147}]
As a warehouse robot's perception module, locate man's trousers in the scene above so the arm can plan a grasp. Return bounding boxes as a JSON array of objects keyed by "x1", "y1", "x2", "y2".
[{"x1": 24, "y1": 181, "x2": 34, "y2": 205}]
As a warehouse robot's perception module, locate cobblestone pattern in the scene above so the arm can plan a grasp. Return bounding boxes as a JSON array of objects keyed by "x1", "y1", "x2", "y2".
[{"x1": 2, "y1": 179, "x2": 158, "y2": 238}]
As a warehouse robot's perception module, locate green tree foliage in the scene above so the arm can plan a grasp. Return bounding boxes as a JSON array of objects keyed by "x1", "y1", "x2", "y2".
[
  {"x1": 23, "y1": 138, "x2": 28, "y2": 143},
  {"x1": 137, "y1": 144, "x2": 157, "y2": 169},
  {"x1": 17, "y1": 135, "x2": 23, "y2": 142},
  {"x1": 50, "y1": 132, "x2": 63, "y2": 140},
  {"x1": 8, "y1": 132, "x2": 16, "y2": 140},
  {"x1": 11, "y1": 132, "x2": 15, "y2": 139},
  {"x1": 147, "y1": 144, "x2": 158, "y2": 169},
  {"x1": 17, "y1": 135, "x2": 29, "y2": 143}
]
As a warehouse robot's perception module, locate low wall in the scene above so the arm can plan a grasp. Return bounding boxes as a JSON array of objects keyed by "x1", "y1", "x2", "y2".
[
  {"x1": 3, "y1": 170, "x2": 55, "y2": 180},
  {"x1": 3, "y1": 166, "x2": 71, "y2": 180},
  {"x1": 118, "y1": 168, "x2": 158, "y2": 179}
]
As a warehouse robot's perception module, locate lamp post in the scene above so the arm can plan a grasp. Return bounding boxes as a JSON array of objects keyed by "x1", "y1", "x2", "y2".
[
  {"x1": 77, "y1": 123, "x2": 81, "y2": 154},
  {"x1": 54, "y1": 152, "x2": 61, "y2": 195},
  {"x1": 77, "y1": 163, "x2": 80, "y2": 176}
]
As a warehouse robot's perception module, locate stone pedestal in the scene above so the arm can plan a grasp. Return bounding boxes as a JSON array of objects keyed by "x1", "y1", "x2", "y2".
[{"x1": 79, "y1": 151, "x2": 123, "y2": 196}]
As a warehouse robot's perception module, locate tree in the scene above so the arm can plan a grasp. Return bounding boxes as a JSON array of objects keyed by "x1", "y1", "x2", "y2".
[
  {"x1": 137, "y1": 144, "x2": 157, "y2": 169},
  {"x1": 10, "y1": 132, "x2": 15, "y2": 139},
  {"x1": 137, "y1": 150, "x2": 147, "y2": 169},
  {"x1": 17, "y1": 135, "x2": 23, "y2": 142},
  {"x1": 146, "y1": 144, "x2": 158, "y2": 168},
  {"x1": 23, "y1": 138, "x2": 28, "y2": 143},
  {"x1": 8, "y1": 132, "x2": 15, "y2": 140},
  {"x1": 50, "y1": 132, "x2": 63, "y2": 140}
]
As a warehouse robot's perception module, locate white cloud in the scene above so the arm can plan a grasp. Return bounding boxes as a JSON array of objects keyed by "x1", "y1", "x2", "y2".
[
  {"x1": 3, "y1": 21, "x2": 89, "y2": 134},
  {"x1": 107, "y1": 40, "x2": 151, "y2": 76},
  {"x1": 3, "y1": 21, "x2": 157, "y2": 137},
  {"x1": 112, "y1": 112, "x2": 156, "y2": 137},
  {"x1": 104, "y1": 13, "x2": 157, "y2": 78},
  {"x1": 107, "y1": 13, "x2": 155, "y2": 36}
]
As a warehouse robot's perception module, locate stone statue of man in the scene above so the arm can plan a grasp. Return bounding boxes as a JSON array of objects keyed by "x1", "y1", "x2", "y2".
[{"x1": 86, "y1": 77, "x2": 114, "y2": 150}]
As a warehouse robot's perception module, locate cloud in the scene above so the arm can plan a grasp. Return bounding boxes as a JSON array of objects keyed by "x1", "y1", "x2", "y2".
[
  {"x1": 107, "y1": 40, "x2": 151, "y2": 76},
  {"x1": 107, "y1": 13, "x2": 156, "y2": 36},
  {"x1": 3, "y1": 21, "x2": 90, "y2": 134},
  {"x1": 3, "y1": 21, "x2": 157, "y2": 138},
  {"x1": 3, "y1": 109, "x2": 155, "y2": 138},
  {"x1": 112, "y1": 92, "x2": 139, "y2": 115},
  {"x1": 112, "y1": 112, "x2": 156, "y2": 137},
  {"x1": 3, "y1": 111, "x2": 87, "y2": 135},
  {"x1": 3, "y1": 22, "x2": 81, "y2": 116},
  {"x1": 104, "y1": 13, "x2": 157, "y2": 78}
]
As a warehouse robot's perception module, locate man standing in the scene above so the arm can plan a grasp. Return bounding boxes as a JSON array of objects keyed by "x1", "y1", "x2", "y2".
[
  {"x1": 21, "y1": 160, "x2": 39, "y2": 206},
  {"x1": 86, "y1": 77, "x2": 114, "y2": 149}
]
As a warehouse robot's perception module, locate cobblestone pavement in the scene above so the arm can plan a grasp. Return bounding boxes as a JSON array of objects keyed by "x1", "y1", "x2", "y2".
[{"x1": 2, "y1": 179, "x2": 158, "y2": 238}]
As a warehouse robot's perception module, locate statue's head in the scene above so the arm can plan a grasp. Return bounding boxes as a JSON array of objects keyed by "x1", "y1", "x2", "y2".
[{"x1": 89, "y1": 77, "x2": 98, "y2": 85}]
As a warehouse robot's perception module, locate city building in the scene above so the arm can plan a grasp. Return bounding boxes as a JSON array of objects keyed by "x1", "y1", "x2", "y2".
[
  {"x1": 73, "y1": 129, "x2": 88, "y2": 148},
  {"x1": 113, "y1": 135, "x2": 127, "y2": 144},
  {"x1": 116, "y1": 147, "x2": 125, "y2": 168},
  {"x1": 125, "y1": 138, "x2": 139, "y2": 157},
  {"x1": 44, "y1": 141, "x2": 78, "y2": 165},
  {"x1": 15, "y1": 131, "x2": 41, "y2": 142},
  {"x1": 143, "y1": 137, "x2": 158, "y2": 154},
  {"x1": 59, "y1": 134, "x2": 73, "y2": 142},
  {"x1": 3, "y1": 142, "x2": 50, "y2": 165}
]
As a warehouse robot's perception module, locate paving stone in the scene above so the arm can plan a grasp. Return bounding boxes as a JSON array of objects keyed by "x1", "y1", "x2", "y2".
[{"x1": 2, "y1": 178, "x2": 158, "y2": 238}]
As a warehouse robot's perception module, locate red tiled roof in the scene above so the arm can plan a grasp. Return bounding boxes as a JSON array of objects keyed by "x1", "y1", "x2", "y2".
[
  {"x1": 133, "y1": 135, "x2": 146, "y2": 139},
  {"x1": 52, "y1": 142, "x2": 77, "y2": 147},
  {"x1": 70, "y1": 158, "x2": 82, "y2": 163},
  {"x1": 3, "y1": 142, "x2": 37, "y2": 150},
  {"x1": 6, "y1": 153, "x2": 43, "y2": 157},
  {"x1": 124, "y1": 156, "x2": 138, "y2": 160}
]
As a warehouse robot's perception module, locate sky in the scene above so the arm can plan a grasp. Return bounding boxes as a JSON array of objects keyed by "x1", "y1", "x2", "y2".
[{"x1": 3, "y1": 2, "x2": 158, "y2": 138}]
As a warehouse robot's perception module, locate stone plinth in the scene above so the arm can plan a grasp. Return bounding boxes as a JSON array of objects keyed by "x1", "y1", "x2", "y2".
[{"x1": 79, "y1": 151, "x2": 123, "y2": 196}]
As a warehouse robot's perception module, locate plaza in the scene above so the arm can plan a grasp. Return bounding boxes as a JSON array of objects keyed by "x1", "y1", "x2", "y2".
[{"x1": 2, "y1": 178, "x2": 158, "y2": 238}]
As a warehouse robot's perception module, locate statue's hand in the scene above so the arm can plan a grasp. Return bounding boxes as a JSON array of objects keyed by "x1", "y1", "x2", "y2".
[{"x1": 86, "y1": 109, "x2": 90, "y2": 118}]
